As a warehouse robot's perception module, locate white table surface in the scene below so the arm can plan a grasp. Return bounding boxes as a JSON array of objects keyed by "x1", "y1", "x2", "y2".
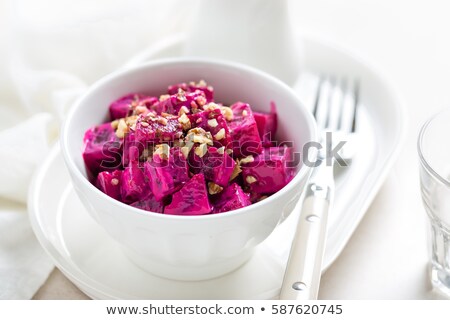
[{"x1": 33, "y1": 0, "x2": 450, "y2": 299}]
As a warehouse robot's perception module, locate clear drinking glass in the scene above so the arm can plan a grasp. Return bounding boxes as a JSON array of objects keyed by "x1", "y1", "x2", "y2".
[{"x1": 418, "y1": 108, "x2": 450, "y2": 296}]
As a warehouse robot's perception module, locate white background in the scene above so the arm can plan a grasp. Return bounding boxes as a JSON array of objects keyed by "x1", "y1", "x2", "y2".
[
  {"x1": 292, "y1": 0, "x2": 448, "y2": 299},
  {"x1": 2, "y1": 0, "x2": 450, "y2": 299}
]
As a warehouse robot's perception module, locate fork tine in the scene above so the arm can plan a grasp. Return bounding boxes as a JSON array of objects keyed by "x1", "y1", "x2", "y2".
[
  {"x1": 351, "y1": 80, "x2": 360, "y2": 132},
  {"x1": 314, "y1": 76, "x2": 333, "y2": 130},
  {"x1": 336, "y1": 78, "x2": 347, "y2": 130},
  {"x1": 327, "y1": 77, "x2": 345, "y2": 131},
  {"x1": 339, "y1": 79, "x2": 359, "y2": 133},
  {"x1": 313, "y1": 75, "x2": 358, "y2": 134},
  {"x1": 312, "y1": 75, "x2": 323, "y2": 119},
  {"x1": 324, "y1": 76, "x2": 335, "y2": 129}
]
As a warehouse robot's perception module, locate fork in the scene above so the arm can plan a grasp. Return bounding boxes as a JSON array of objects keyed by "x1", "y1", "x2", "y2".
[{"x1": 279, "y1": 76, "x2": 359, "y2": 300}]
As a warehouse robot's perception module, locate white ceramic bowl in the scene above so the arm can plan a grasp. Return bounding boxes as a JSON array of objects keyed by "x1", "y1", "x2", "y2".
[{"x1": 61, "y1": 58, "x2": 317, "y2": 281}]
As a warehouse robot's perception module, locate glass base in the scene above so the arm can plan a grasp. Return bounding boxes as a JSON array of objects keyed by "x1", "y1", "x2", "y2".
[{"x1": 431, "y1": 265, "x2": 450, "y2": 297}]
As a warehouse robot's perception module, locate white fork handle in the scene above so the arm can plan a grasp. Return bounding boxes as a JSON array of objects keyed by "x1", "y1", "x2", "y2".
[{"x1": 279, "y1": 188, "x2": 330, "y2": 300}]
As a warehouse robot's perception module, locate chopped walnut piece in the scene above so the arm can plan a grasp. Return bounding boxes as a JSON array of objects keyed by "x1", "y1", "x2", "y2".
[
  {"x1": 178, "y1": 113, "x2": 191, "y2": 130},
  {"x1": 126, "y1": 115, "x2": 138, "y2": 124},
  {"x1": 229, "y1": 161, "x2": 242, "y2": 181},
  {"x1": 153, "y1": 144, "x2": 170, "y2": 160},
  {"x1": 111, "y1": 178, "x2": 119, "y2": 186},
  {"x1": 157, "y1": 117, "x2": 168, "y2": 126},
  {"x1": 207, "y1": 112, "x2": 216, "y2": 119},
  {"x1": 182, "y1": 139, "x2": 195, "y2": 157},
  {"x1": 190, "y1": 101, "x2": 198, "y2": 110},
  {"x1": 194, "y1": 134, "x2": 213, "y2": 145},
  {"x1": 111, "y1": 120, "x2": 119, "y2": 130},
  {"x1": 195, "y1": 80, "x2": 207, "y2": 87},
  {"x1": 188, "y1": 80, "x2": 208, "y2": 88},
  {"x1": 173, "y1": 139, "x2": 185, "y2": 148},
  {"x1": 146, "y1": 110, "x2": 157, "y2": 118},
  {"x1": 242, "y1": 110, "x2": 248, "y2": 117},
  {"x1": 208, "y1": 182, "x2": 223, "y2": 195},
  {"x1": 214, "y1": 128, "x2": 225, "y2": 141},
  {"x1": 207, "y1": 119, "x2": 218, "y2": 128},
  {"x1": 135, "y1": 106, "x2": 148, "y2": 115},
  {"x1": 195, "y1": 96, "x2": 207, "y2": 107},
  {"x1": 245, "y1": 175, "x2": 257, "y2": 184},
  {"x1": 220, "y1": 106, "x2": 233, "y2": 121},
  {"x1": 239, "y1": 155, "x2": 254, "y2": 164},
  {"x1": 217, "y1": 146, "x2": 225, "y2": 155},
  {"x1": 178, "y1": 106, "x2": 190, "y2": 116},
  {"x1": 159, "y1": 94, "x2": 170, "y2": 101},
  {"x1": 194, "y1": 143, "x2": 208, "y2": 158},
  {"x1": 180, "y1": 146, "x2": 190, "y2": 159},
  {"x1": 176, "y1": 88, "x2": 187, "y2": 102},
  {"x1": 115, "y1": 118, "x2": 129, "y2": 138},
  {"x1": 121, "y1": 115, "x2": 137, "y2": 128},
  {"x1": 203, "y1": 102, "x2": 219, "y2": 111},
  {"x1": 205, "y1": 131, "x2": 214, "y2": 141},
  {"x1": 145, "y1": 113, "x2": 157, "y2": 122},
  {"x1": 186, "y1": 127, "x2": 213, "y2": 145}
]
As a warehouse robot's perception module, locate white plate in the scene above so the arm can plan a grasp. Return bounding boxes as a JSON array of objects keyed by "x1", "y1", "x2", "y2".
[
  {"x1": 29, "y1": 34, "x2": 405, "y2": 299},
  {"x1": 29, "y1": 146, "x2": 284, "y2": 299}
]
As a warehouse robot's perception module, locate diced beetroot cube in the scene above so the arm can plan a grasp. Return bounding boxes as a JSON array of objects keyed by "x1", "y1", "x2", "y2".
[
  {"x1": 164, "y1": 174, "x2": 212, "y2": 215},
  {"x1": 228, "y1": 102, "x2": 262, "y2": 157},
  {"x1": 253, "y1": 102, "x2": 277, "y2": 147},
  {"x1": 121, "y1": 163, "x2": 149, "y2": 204},
  {"x1": 144, "y1": 147, "x2": 189, "y2": 201},
  {"x1": 139, "y1": 96, "x2": 159, "y2": 108},
  {"x1": 168, "y1": 80, "x2": 214, "y2": 102},
  {"x1": 83, "y1": 122, "x2": 122, "y2": 177},
  {"x1": 241, "y1": 146, "x2": 295, "y2": 194},
  {"x1": 168, "y1": 83, "x2": 189, "y2": 95},
  {"x1": 189, "y1": 147, "x2": 235, "y2": 187},
  {"x1": 130, "y1": 193, "x2": 164, "y2": 213},
  {"x1": 187, "y1": 107, "x2": 231, "y2": 147},
  {"x1": 152, "y1": 90, "x2": 207, "y2": 114},
  {"x1": 109, "y1": 93, "x2": 140, "y2": 120},
  {"x1": 249, "y1": 192, "x2": 271, "y2": 203},
  {"x1": 96, "y1": 170, "x2": 123, "y2": 201},
  {"x1": 134, "y1": 114, "x2": 182, "y2": 145},
  {"x1": 109, "y1": 93, "x2": 157, "y2": 120},
  {"x1": 122, "y1": 131, "x2": 144, "y2": 167},
  {"x1": 212, "y1": 183, "x2": 251, "y2": 213}
]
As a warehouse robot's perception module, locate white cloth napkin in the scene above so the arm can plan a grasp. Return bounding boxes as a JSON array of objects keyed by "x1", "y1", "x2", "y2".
[{"x1": 0, "y1": 0, "x2": 191, "y2": 299}]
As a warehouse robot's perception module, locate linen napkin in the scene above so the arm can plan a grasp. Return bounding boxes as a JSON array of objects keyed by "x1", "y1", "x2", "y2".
[{"x1": 0, "y1": 0, "x2": 191, "y2": 299}]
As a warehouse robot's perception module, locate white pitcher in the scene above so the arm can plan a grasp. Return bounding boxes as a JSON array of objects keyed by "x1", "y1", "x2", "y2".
[{"x1": 184, "y1": 0, "x2": 302, "y2": 85}]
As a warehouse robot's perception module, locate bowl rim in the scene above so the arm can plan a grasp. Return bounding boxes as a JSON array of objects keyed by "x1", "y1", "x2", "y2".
[{"x1": 61, "y1": 57, "x2": 318, "y2": 221}]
